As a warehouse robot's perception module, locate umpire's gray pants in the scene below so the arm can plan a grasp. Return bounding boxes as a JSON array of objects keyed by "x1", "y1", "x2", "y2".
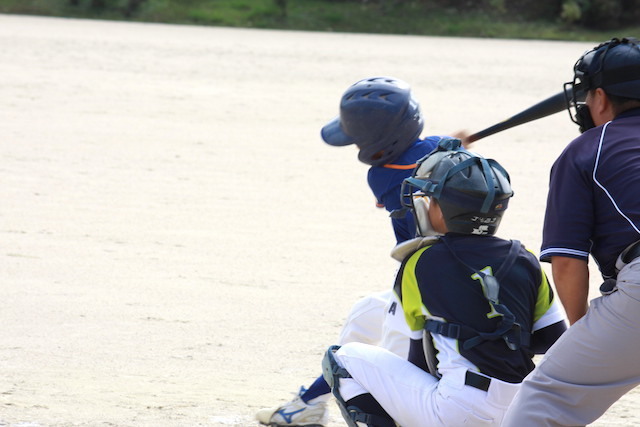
[{"x1": 501, "y1": 258, "x2": 640, "y2": 426}]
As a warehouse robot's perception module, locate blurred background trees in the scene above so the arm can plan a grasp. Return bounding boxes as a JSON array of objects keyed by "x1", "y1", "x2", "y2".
[
  {"x1": 60, "y1": 0, "x2": 640, "y2": 30},
  {"x1": 67, "y1": 0, "x2": 147, "y2": 17},
  {"x1": 0, "y1": 0, "x2": 638, "y2": 39}
]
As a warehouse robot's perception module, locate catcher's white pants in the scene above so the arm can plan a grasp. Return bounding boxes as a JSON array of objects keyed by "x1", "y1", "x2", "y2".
[
  {"x1": 502, "y1": 257, "x2": 640, "y2": 426},
  {"x1": 334, "y1": 342, "x2": 520, "y2": 427},
  {"x1": 337, "y1": 289, "x2": 410, "y2": 358}
]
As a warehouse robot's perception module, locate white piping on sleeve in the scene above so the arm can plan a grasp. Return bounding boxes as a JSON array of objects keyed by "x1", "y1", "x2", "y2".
[{"x1": 540, "y1": 247, "x2": 590, "y2": 259}]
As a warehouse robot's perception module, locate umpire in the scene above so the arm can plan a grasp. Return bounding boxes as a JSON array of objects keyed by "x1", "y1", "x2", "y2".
[{"x1": 503, "y1": 37, "x2": 640, "y2": 426}]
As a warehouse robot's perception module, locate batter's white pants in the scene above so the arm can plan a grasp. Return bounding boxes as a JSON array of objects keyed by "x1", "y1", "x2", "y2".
[
  {"x1": 337, "y1": 289, "x2": 410, "y2": 358},
  {"x1": 501, "y1": 258, "x2": 640, "y2": 427},
  {"x1": 334, "y1": 342, "x2": 520, "y2": 427}
]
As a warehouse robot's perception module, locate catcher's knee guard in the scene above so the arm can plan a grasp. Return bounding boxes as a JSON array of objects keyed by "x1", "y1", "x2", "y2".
[
  {"x1": 322, "y1": 346, "x2": 358, "y2": 426},
  {"x1": 322, "y1": 345, "x2": 396, "y2": 427}
]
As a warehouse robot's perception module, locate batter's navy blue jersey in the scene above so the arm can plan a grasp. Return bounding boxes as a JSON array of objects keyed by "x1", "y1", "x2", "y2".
[
  {"x1": 394, "y1": 234, "x2": 563, "y2": 383},
  {"x1": 367, "y1": 136, "x2": 441, "y2": 243},
  {"x1": 541, "y1": 108, "x2": 640, "y2": 278}
]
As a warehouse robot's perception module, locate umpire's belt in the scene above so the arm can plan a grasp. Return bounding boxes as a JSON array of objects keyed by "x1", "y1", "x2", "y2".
[
  {"x1": 622, "y1": 239, "x2": 640, "y2": 264},
  {"x1": 464, "y1": 371, "x2": 491, "y2": 392}
]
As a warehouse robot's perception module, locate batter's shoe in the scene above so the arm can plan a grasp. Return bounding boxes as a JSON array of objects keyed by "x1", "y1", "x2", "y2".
[{"x1": 256, "y1": 387, "x2": 329, "y2": 427}]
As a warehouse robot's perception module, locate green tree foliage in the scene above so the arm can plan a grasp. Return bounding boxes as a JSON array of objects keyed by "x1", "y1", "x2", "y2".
[
  {"x1": 325, "y1": 0, "x2": 639, "y2": 30},
  {"x1": 0, "y1": 0, "x2": 636, "y2": 39},
  {"x1": 586, "y1": 0, "x2": 640, "y2": 29},
  {"x1": 68, "y1": 0, "x2": 147, "y2": 17}
]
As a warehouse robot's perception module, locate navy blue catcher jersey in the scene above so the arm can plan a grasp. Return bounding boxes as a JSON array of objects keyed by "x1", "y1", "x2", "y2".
[
  {"x1": 367, "y1": 136, "x2": 441, "y2": 243},
  {"x1": 394, "y1": 234, "x2": 564, "y2": 383},
  {"x1": 540, "y1": 108, "x2": 640, "y2": 278}
]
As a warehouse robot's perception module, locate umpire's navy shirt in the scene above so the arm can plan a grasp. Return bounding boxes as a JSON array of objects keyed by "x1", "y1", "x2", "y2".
[{"x1": 540, "y1": 108, "x2": 640, "y2": 278}]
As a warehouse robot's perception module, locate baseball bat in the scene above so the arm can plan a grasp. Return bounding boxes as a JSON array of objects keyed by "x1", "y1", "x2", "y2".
[{"x1": 467, "y1": 90, "x2": 568, "y2": 143}]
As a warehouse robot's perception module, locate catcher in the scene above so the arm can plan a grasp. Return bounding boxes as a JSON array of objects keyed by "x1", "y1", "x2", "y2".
[{"x1": 322, "y1": 141, "x2": 567, "y2": 426}]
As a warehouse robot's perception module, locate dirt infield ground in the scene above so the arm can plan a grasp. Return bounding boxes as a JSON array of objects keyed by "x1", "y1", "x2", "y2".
[{"x1": 1, "y1": 14, "x2": 638, "y2": 426}]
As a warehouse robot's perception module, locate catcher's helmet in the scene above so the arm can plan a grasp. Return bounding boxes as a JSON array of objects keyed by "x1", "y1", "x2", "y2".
[
  {"x1": 321, "y1": 76, "x2": 424, "y2": 167},
  {"x1": 564, "y1": 37, "x2": 640, "y2": 131},
  {"x1": 401, "y1": 138, "x2": 513, "y2": 236}
]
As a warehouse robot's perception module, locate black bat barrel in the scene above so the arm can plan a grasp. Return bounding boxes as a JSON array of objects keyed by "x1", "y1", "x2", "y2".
[{"x1": 468, "y1": 91, "x2": 568, "y2": 142}]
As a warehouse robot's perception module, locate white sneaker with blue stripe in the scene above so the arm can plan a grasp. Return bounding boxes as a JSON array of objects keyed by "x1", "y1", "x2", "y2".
[{"x1": 256, "y1": 387, "x2": 329, "y2": 427}]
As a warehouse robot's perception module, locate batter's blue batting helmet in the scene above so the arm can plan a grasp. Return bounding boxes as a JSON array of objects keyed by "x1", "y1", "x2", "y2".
[{"x1": 321, "y1": 77, "x2": 424, "y2": 167}]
